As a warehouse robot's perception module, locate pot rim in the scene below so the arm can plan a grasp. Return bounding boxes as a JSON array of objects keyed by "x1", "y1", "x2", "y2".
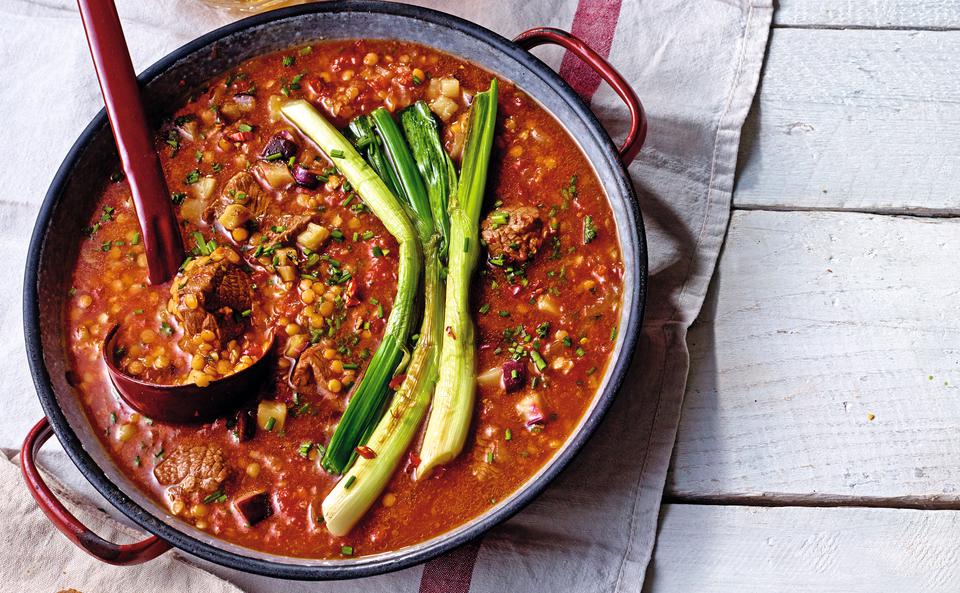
[{"x1": 23, "y1": 0, "x2": 646, "y2": 580}]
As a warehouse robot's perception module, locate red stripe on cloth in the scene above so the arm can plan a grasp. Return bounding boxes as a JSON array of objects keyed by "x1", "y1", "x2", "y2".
[
  {"x1": 418, "y1": 539, "x2": 482, "y2": 593},
  {"x1": 559, "y1": 0, "x2": 624, "y2": 101}
]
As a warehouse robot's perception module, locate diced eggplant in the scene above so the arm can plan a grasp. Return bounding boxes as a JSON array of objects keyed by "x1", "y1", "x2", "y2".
[
  {"x1": 502, "y1": 359, "x2": 526, "y2": 393},
  {"x1": 292, "y1": 164, "x2": 320, "y2": 188},
  {"x1": 233, "y1": 490, "x2": 272, "y2": 526},
  {"x1": 233, "y1": 408, "x2": 256, "y2": 442},
  {"x1": 259, "y1": 131, "x2": 298, "y2": 161}
]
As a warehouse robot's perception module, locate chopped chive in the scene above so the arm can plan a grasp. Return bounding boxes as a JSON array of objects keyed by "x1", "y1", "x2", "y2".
[
  {"x1": 341, "y1": 545, "x2": 354, "y2": 556},
  {"x1": 237, "y1": 122, "x2": 253, "y2": 133},
  {"x1": 530, "y1": 350, "x2": 547, "y2": 372},
  {"x1": 343, "y1": 475, "x2": 356, "y2": 489},
  {"x1": 298, "y1": 441, "x2": 313, "y2": 457},
  {"x1": 265, "y1": 417, "x2": 277, "y2": 431},
  {"x1": 330, "y1": 149, "x2": 345, "y2": 159},
  {"x1": 505, "y1": 429, "x2": 512, "y2": 441}
]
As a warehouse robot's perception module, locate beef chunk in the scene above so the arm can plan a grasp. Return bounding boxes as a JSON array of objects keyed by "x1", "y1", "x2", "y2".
[
  {"x1": 234, "y1": 490, "x2": 273, "y2": 526},
  {"x1": 291, "y1": 343, "x2": 339, "y2": 401},
  {"x1": 154, "y1": 444, "x2": 228, "y2": 496},
  {"x1": 170, "y1": 250, "x2": 253, "y2": 345},
  {"x1": 481, "y1": 205, "x2": 545, "y2": 263},
  {"x1": 204, "y1": 171, "x2": 268, "y2": 223},
  {"x1": 262, "y1": 213, "x2": 313, "y2": 246}
]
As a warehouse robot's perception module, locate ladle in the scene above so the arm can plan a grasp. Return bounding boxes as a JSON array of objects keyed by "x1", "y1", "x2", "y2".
[{"x1": 78, "y1": 0, "x2": 273, "y2": 423}]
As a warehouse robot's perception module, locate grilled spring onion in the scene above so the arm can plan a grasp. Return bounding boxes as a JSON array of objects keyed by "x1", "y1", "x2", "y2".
[
  {"x1": 401, "y1": 102, "x2": 455, "y2": 258},
  {"x1": 346, "y1": 115, "x2": 403, "y2": 200},
  {"x1": 417, "y1": 79, "x2": 498, "y2": 479},
  {"x1": 280, "y1": 100, "x2": 422, "y2": 474},
  {"x1": 322, "y1": 107, "x2": 453, "y2": 535}
]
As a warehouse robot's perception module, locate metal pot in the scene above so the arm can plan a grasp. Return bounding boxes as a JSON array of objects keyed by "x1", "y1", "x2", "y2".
[{"x1": 21, "y1": 0, "x2": 647, "y2": 580}]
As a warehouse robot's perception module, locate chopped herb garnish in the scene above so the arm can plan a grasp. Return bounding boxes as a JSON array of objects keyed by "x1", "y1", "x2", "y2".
[
  {"x1": 184, "y1": 169, "x2": 201, "y2": 184},
  {"x1": 282, "y1": 55, "x2": 295, "y2": 67},
  {"x1": 265, "y1": 417, "x2": 277, "y2": 431},
  {"x1": 498, "y1": 310, "x2": 510, "y2": 318},
  {"x1": 330, "y1": 149, "x2": 345, "y2": 159},
  {"x1": 341, "y1": 545, "x2": 354, "y2": 556},
  {"x1": 131, "y1": 232, "x2": 141, "y2": 246},
  {"x1": 171, "y1": 191, "x2": 187, "y2": 205},
  {"x1": 489, "y1": 211, "x2": 510, "y2": 229},
  {"x1": 203, "y1": 489, "x2": 228, "y2": 504},
  {"x1": 530, "y1": 350, "x2": 547, "y2": 371},
  {"x1": 575, "y1": 347, "x2": 586, "y2": 357},
  {"x1": 479, "y1": 303, "x2": 490, "y2": 314},
  {"x1": 298, "y1": 441, "x2": 313, "y2": 457},
  {"x1": 343, "y1": 475, "x2": 356, "y2": 489},
  {"x1": 583, "y1": 215, "x2": 598, "y2": 244},
  {"x1": 505, "y1": 429, "x2": 512, "y2": 441},
  {"x1": 361, "y1": 230, "x2": 374, "y2": 241},
  {"x1": 237, "y1": 122, "x2": 253, "y2": 133},
  {"x1": 159, "y1": 321, "x2": 173, "y2": 336}
]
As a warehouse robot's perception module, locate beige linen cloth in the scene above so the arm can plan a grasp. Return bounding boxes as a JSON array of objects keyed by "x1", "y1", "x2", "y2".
[{"x1": 0, "y1": 0, "x2": 772, "y2": 591}]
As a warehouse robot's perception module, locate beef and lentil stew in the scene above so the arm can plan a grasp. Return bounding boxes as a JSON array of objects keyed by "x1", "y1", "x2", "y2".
[{"x1": 65, "y1": 39, "x2": 623, "y2": 559}]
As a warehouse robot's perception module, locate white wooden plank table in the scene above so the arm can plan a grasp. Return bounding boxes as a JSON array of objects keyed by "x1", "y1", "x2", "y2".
[{"x1": 647, "y1": 2, "x2": 960, "y2": 590}]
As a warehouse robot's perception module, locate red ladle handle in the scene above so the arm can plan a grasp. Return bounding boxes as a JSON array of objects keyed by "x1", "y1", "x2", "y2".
[
  {"x1": 21, "y1": 418, "x2": 171, "y2": 564},
  {"x1": 513, "y1": 27, "x2": 647, "y2": 164},
  {"x1": 77, "y1": 0, "x2": 184, "y2": 284}
]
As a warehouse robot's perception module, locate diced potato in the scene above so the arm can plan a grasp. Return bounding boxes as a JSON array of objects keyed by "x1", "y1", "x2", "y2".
[
  {"x1": 180, "y1": 198, "x2": 205, "y2": 222},
  {"x1": 296, "y1": 223, "x2": 330, "y2": 251},
  {"x1": 268, "y1": 95, "x2": 286, "y2": 123},
  {"x1": 192, "y1": 176, "x2": 217, "y2": 201},
  {"x1": 218, "y1": 204, "x2": 251, "y2": 230},
  {"x1": 219, "y1": 101, "x2": 241, "y2": 121},
  {"x1": 476, "y1": 366, "x2": 501, "y2": 388},
  {"x1": 257, "y1": 400, "x2": 287, "y2": 432},
  {"x1": 256, "y1": 161, "x2": 295, "y2": 189},
  {"x1": 537, "y1": 294, "x2": 560, "y2": 316},
  {"x1": 277, "y1": 265, "x2": 297, "y2": 282},
  {"x1": 440, "y1": 77, "x2": 460, "y2": 98},
  {"x1": 430, "y1": 95, "x2": 458, "y2": 122},
  {"x1": 285, "y1": 333, "x2": 308, "y2": 358},
  {"x1": 426, "y1": 78, "x2": 442, "y2": 100},
  {"x1": 274, "y1": 247, "x2": 297, "y2": 266}
]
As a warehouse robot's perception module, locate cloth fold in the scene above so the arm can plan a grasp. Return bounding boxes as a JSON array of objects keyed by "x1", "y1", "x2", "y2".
[{"x1": 0, "y1": 0, "x2": 771, "y2": 591}]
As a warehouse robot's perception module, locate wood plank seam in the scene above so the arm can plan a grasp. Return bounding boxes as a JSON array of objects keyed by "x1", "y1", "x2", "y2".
[{"x1": 665, "y1": 493, "x2": 960, "y2": 511}]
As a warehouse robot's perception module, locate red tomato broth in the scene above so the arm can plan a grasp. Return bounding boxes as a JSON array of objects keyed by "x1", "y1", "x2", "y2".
[{"x1": 64, "y1": 39, "x2": 622, "y2": 559}]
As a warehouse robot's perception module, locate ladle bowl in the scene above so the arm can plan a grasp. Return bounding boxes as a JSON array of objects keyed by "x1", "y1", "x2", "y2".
[{"x1": 102, "y1": 324, "x2": 275, "y2": 424}]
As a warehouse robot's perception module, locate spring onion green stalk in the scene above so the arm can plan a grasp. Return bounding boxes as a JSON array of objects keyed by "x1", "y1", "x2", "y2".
[
  {"x1": 347, "y1": 116, "x2": 403, "y2": 200},
  {"x1": 322, "y1": 109, "x2": 453, "y2": 535},
  {"x1": 417, "y1": 79, "x2": 498, "y2": 479},
  {"x1": 280, "y1": 100, "x2": 422, "y2": 474},
  {"x1": 401, "y1": 102, "x2": 455, "y2": 260}
]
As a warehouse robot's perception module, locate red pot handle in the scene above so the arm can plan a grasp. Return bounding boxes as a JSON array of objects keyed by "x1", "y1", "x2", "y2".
[
  {"x1": 21, "y1": 418, "x2": 171, "y2": 565},
  {"x1": 513, "y1": 27, "x2": 647, "y2": 164}
]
